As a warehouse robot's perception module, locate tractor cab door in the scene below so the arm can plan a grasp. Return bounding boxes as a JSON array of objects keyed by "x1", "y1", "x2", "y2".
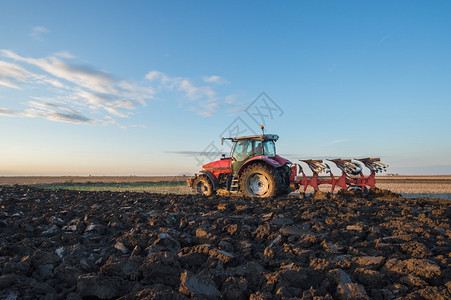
[{"x1": 231, "y1": 140, "x2": 262, "y2": 176}]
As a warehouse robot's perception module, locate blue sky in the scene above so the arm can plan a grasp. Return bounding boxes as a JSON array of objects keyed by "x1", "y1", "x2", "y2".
[{"x1": 0, "y1": 1, "x2": 450, "y2": 175}]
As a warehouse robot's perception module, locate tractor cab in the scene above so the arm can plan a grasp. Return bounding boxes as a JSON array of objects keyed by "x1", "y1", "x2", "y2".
[{"x1": 227, "y1": 134, "x2": 279, "y2": 176}]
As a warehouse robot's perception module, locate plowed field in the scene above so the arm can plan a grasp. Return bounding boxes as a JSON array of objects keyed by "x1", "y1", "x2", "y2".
[{"x1": 0, "y1": 185, "x2": 450, "y2": 299}]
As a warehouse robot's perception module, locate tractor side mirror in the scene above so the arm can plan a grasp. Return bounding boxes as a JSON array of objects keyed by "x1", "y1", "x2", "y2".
[{"x1": 221, "y1": 138, "x2": 224, "y2": 145}]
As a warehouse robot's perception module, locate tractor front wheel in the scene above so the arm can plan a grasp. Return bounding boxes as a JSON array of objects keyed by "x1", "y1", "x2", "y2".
[
  {"x1": 192, "y1": 176, "x2": 214, "y2": 196},
  {"x1": 240, "y1": 164, "x2": 276, "y2": 197}
]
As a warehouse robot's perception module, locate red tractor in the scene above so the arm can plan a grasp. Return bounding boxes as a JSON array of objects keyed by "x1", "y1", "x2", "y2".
[
  {"x1": 187, "y1": 127, "x2": 292, "y2": 197},
  {"x1": 187, "y1": 127, "x2": 387, "y2": 197}
]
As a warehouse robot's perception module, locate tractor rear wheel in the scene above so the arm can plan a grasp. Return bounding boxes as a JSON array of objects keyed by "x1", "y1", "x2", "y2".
[
  {"x1": 192, "y1": 176, "x2": 214, "y2": 196},
  {"x1": 276, "y1": 164, "x2": 292, "y2": 195},
  {"x1": 240, "y1": 164, "x2": 277, "y2": 197}
]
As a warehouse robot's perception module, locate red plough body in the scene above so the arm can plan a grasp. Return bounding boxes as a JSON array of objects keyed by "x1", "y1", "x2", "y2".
[{"x1": 291, "y1": 158, "x2": 386, "y2": 193}]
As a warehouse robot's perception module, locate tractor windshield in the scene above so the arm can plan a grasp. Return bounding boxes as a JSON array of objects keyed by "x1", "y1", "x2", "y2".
[
  {"x1": 232, "y1": 140, "x2": 253, "y2": 161},
  {"x1": 263, "y1": 140, "x2": 276, "y2": 157},
  {"x1": 232, "y1": 139, "x2": 276, "y2": 160}
]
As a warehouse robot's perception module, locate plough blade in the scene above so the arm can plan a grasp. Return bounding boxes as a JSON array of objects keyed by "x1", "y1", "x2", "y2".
[
  {"x1": 328, "y1": 158, "x2": 362, "y2": 177},
  {"x1": 356, "y1": 158, "x2": 388, "y2": 173},
  {"x1": 299, "y1": 159, "x2": 327, "y2": 174}
]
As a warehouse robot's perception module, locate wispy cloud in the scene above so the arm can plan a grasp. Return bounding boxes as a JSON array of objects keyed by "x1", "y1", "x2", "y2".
[
  {"x1": 53, "y1": 51, "x2": 75, "y2": 59},
  {"x1": 0, "y1": 50, "x2": 155, "y2": 125},
  {"x1": 0, "y1": 104, "x2": 94, "y2": 124},
  {"x1": 0, "y1": 61, "x2": 33, "y2": 89},
  {"x1": 327, "y1": 139, "x2": 348, "y2": 145},
  {"x1": 0, "y1": 60, "x2": 65, "y2": 89},
  {"x1": 223, "y1": 94, "x2": 245, "y2": 114},
  {"x1": 198, "y1": 102, "x2": 219, "y2": 117},
  {"x1": 1, "y1": 50, "x2": 118, "y2": 94},
  {"x1": 380, "y1": 31, "x2": 395, "y2": 43},
  {"x1": 30, "y1": 26, "x2": 49, "y2": 41},
  {"x1": 0, "y1": 49, "x2": 235, "y2": 125},
  {"x1": 202, "y1": 75, "x2": 229, "y2": 84},
  {"x1": 145, "y1": 70, "x2": 224, "y2": 116},
  {"x1": 146, "y1": 71, "x2": 216, "y2": 100}
]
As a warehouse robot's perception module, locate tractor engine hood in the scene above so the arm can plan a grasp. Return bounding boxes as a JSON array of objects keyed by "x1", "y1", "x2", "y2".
[{"x1": 202, "y1": 158, "x2": 231, "y2": 171}]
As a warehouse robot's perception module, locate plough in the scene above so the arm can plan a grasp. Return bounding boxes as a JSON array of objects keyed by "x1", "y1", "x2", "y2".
[{"x1": 290, "y1": 158, "x2": 388, "y2": 193}]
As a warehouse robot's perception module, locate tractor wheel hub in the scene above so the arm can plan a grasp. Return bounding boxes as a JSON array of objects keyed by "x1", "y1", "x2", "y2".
[{"x1": 248, "y1": 173, "x2": 269, "y2": 196}]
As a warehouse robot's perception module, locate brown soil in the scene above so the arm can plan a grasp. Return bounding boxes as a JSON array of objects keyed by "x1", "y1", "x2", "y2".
[{"x1": 0, "y1": 186, "x2": 450, "y2": 299}]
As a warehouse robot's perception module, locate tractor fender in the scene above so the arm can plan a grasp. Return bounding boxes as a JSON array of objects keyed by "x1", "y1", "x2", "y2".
[
  {"x1": 238, "y1": 156, "x2": 282, "y2": 175},
  {"x1": 199, "y1": 170, "x2": 219, "y2": 190},
  {"x1": 273, "y1": 155, "x2": 292, "y2": 166}
]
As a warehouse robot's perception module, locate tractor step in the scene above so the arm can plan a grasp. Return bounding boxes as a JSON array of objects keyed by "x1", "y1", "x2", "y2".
[{"x1": 230, "y1": 177, "x2": 239, "y2": 192}]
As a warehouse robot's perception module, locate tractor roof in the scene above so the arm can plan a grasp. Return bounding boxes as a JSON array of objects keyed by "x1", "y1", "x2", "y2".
[{"x1": 232, "y1": 134, "x2": 279, "y2": 142}]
